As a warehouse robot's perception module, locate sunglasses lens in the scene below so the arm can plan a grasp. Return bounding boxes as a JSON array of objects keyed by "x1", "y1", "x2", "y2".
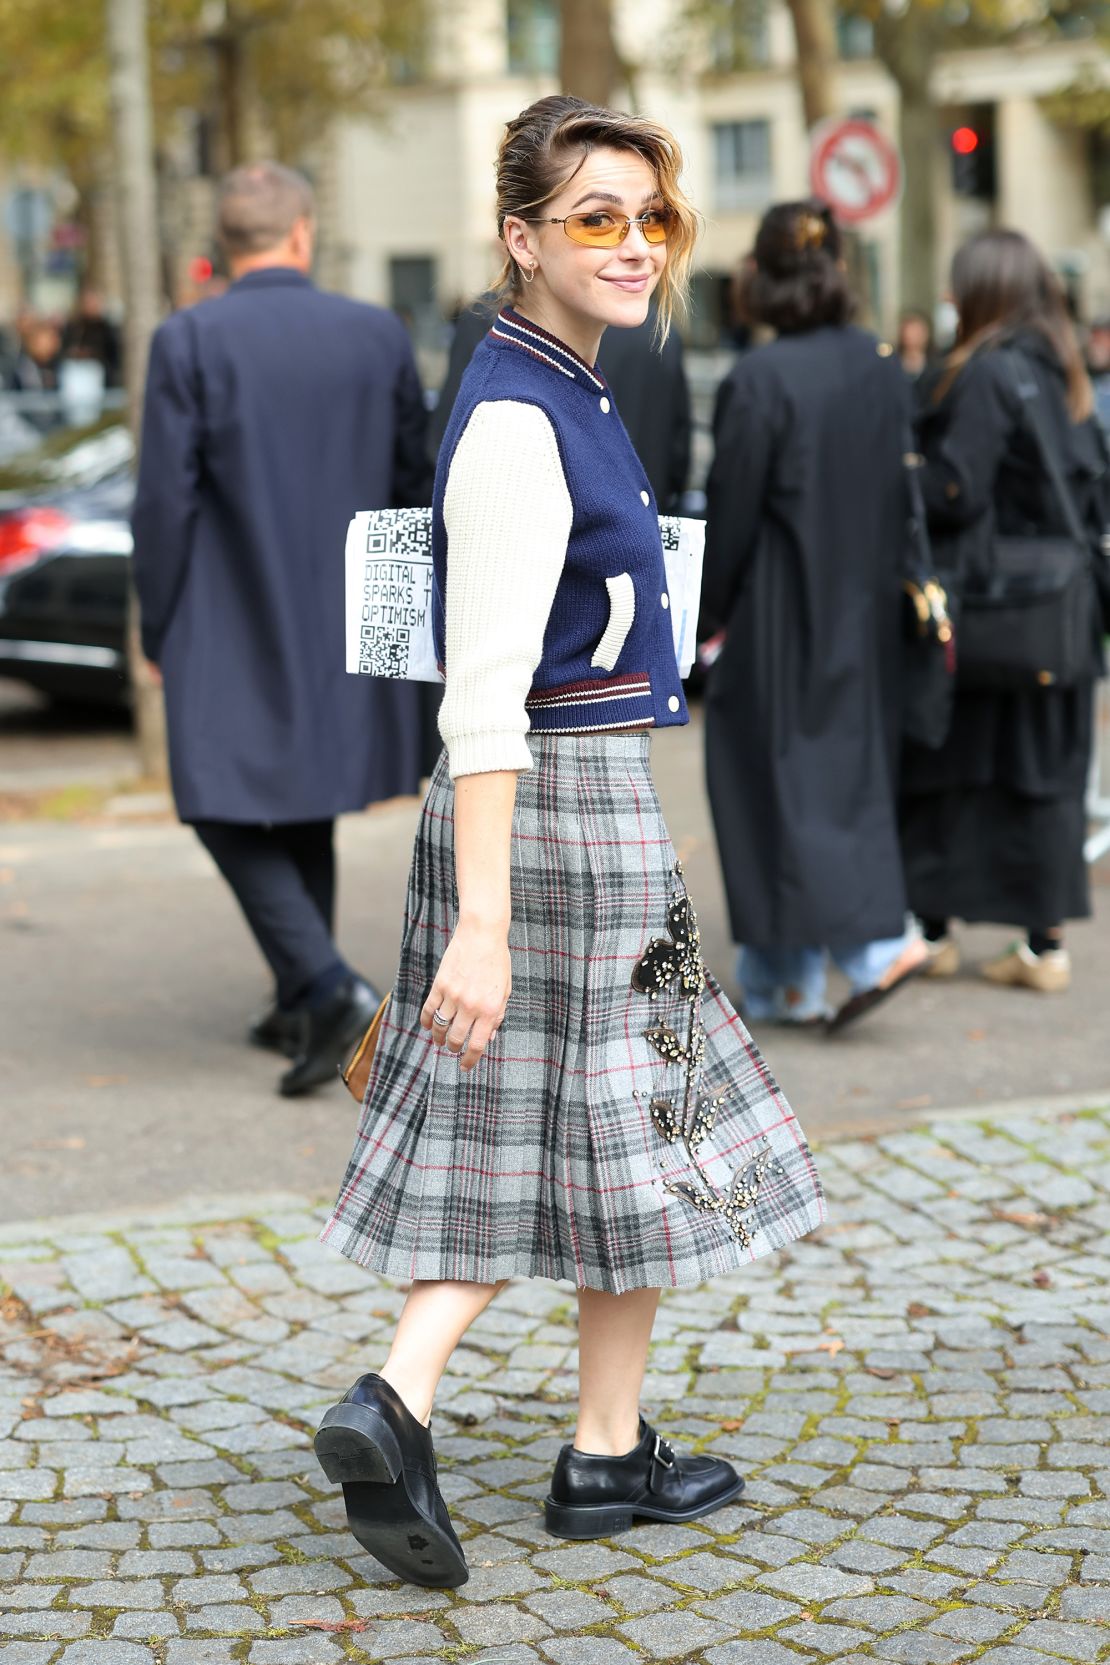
[
  {"x1": 565, "y1": 212, "x2": 624, "y2": 247},
  {"x1": 642, "y1": 209, "x2": 672, "y2": 244}
]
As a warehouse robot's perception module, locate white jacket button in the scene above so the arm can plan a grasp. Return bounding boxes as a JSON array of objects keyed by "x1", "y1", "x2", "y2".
[
  {"x1": 599, "y1": 397, "x2": 611, "y2": 414},
  {"x1": 667, "y1": 695, "x2": 680, "y2": 713},
  {"x1": 661, "y1": 593, "x2": 670, "y2": 610},
  {"x1": 640, "y1": 490, "x2": 650, "y2": 505}
]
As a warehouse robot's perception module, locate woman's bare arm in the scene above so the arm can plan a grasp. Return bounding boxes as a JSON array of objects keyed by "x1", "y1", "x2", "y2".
[{"x1": 419, "y1": 770, "x2": 517, "y2": 1072}]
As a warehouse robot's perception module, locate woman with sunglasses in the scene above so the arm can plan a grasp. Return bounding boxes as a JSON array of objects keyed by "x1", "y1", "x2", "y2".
[{"x1": 313, "y1": 95, "x2": 825, "y2": 1590}]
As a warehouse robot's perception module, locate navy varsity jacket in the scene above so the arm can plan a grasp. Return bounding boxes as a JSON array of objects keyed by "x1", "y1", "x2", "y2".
[{"x1": 431, "y1": 306, "x2": 689, "y2": 737}]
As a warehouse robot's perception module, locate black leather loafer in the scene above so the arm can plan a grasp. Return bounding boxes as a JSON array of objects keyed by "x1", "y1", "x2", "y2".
[
  {"x1": 248, "y1": 999, "x2": 305, "y2": 1057},
  {"x1": 314, "y1": 1373, "x2": 468, "y2": 1588},
  {"x1": 279, "y1": 976, "x2": 379, "y2": 1097},
  {"x1": 544, "y1": 1418, "x2": 744, "y2": 1540}
]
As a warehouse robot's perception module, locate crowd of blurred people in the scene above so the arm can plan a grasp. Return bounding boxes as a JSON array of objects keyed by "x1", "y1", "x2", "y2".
[{"x1": 0, "y1": 288, "x2": 122, "y2": 432}]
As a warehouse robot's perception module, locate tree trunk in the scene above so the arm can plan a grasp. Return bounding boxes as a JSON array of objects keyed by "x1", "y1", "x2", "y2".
[
  {"x1": 559, "y1": 0, "x2": 620, "y2": 107},
  {"x1": 875, "y1": 8, "x2": 944, "y2": 320},
  {"x1": 214, "y1": 27, "x2": 248, "y2": 169},
  {"x1": 783, "y1": 0, "x2": 839, "y2": 130},
  {"x1": 106, "y1": 0, "x2": 168, "y2": 782}
]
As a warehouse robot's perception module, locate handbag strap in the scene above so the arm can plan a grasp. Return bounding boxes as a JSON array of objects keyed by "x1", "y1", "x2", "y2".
[
  {"x1": 1004, "y1": 349, "x2": 1090, "y2": 556},
  {"x1": 902, "y1": 423, "x2": 934, "y2": 586}
]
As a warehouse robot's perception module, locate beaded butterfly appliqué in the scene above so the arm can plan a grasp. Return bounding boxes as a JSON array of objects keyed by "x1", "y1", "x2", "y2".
[{"x1": 632, "y1": 862, "x2": 784, "y2": 1249}]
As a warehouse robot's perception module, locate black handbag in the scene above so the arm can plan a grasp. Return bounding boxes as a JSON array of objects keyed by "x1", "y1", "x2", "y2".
[
  {"x1": 956, "y1": 353, "x2": 1101, "y2": 691},
  {"x1": 901, "y1": 436, "x2": 958, "y2": 749}
]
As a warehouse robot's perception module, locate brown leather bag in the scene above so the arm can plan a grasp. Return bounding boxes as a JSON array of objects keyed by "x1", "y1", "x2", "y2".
[{"x1": 340, "y1": 992, "x2": 391, "y2": 1103}]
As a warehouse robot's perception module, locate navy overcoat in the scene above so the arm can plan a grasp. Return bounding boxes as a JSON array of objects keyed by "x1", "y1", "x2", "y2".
[{"x1": 131, "y1": 267, "x2": 428, "y2": 824}]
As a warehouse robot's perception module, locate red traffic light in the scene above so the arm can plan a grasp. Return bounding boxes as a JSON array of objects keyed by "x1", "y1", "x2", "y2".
[{"x1": 952, "y1": 127, "x2": 979, "y2": 156}]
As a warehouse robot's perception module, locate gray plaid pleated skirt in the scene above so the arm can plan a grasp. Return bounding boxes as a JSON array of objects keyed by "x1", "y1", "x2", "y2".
[{"x1": 323, "y1": 734, "x2": 825, "y2": 1293}]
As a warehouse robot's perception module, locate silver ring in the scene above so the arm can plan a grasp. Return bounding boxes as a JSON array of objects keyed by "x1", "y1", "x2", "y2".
[{"x1": 432, "y1": 1008, "x2": 450, "y2": 1028}]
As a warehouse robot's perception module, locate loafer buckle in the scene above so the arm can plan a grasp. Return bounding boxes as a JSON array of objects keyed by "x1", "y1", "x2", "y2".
[
  {"x1": 649, "y1": 1433, "x2": 675, "y2": 1492},
  {"x1": 653, "y1": 1434, "x2": 674, "y2": 1469}
]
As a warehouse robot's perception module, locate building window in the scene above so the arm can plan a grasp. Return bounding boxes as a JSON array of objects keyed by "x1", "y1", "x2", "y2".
[
  {"x1": 707, "y1": 0, "x2": 770, "y2": 70},
  {"x1": 837, "y1": 14, "x2": 874, "y2": 59},
  {"x1": 389, "y1": 256, "x2": 438, "y2": 347},
  {"x1": 507, "y1": 0, "x2": 559, "y2": 75},
  {"x1": 712, "y1": 119, "x2": 773, "y2": 212}
]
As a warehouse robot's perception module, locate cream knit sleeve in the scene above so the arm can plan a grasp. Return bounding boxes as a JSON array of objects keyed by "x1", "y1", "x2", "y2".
[{"x1": 439, "y1": 399, "x2": 573, "y2": 779}]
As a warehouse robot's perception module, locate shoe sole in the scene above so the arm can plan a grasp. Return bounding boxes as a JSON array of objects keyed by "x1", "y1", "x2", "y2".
[
  {"x1": 826, "y1": 952, "x2": 928, "y2": 1035},
  {"x1": 543, "y1": 1474, "x2": 745, "y2": 1540},
  {"x1": 314, "y1": 1405, "x2": 468, "y2": 1588},
  {"x1": 980, "y1": 965, "x2": 1070, "y2": 993}
]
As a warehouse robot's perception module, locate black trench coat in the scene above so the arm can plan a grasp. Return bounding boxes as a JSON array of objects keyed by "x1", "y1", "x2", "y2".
[
  {"x1": 702, "y1": 324, "x2": 909, "y2": 950},
  {"x1": 900, "y1": 332, "x2": 1105, "y2": 928},
  {"x1": 132, "y1": 268, "x2": 429, "y2": 825}
]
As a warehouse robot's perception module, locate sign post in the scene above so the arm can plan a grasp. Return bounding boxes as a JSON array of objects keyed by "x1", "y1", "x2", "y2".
[{"x1": 808, "y1": 118, "x2": 902, "y2": 225}]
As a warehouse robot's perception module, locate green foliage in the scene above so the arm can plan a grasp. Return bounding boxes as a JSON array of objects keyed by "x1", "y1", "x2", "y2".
[{"x1": 0, "y1": 0, "x2": 429, "y2": 177}]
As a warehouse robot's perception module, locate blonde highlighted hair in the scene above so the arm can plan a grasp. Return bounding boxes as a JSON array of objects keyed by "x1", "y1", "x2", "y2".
[{"x1": 494, "y1": 94, "x2": 698, "y2": 344}]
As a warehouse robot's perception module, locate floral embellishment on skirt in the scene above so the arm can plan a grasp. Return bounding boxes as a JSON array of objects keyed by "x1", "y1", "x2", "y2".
[{"x1": 632, "y1": 861, "x2": 784, "y2": 1248}]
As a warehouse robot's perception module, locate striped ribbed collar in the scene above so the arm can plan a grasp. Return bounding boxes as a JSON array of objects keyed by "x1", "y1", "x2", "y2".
[{"x1": 489, "y1": 306, "x2": 607, "y2": 393}]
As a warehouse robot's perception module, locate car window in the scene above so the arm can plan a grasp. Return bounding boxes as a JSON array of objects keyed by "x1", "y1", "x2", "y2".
[{"x1": 0, "y1": 412, "x2": 134, "y2": 495}]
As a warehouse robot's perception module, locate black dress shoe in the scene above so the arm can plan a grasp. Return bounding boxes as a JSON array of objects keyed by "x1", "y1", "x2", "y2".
[
  {"x1": 248, "y1": 999, "x2": 305, "y2": 1058},
  {"x1": 544, "y1": 1418, "x2": 744, "y2": 1540},
  {"x1": 314, "y1": 1373, "x2": 468, "y2": 1588},
  {"x1": 278, "y1": 976, "x2": 379, "y2": 1098}
]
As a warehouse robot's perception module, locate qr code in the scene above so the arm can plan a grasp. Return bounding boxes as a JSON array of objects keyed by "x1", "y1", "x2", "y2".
[
  {"x1": 358, "y1": 626, "x2": 410, "y2": 677},
  {"x1": 365, "y1": 508, "x2": 432, "y2": 558},
  {"x1": 657, "y1": 516, "x2": 680, "y2": 554}
]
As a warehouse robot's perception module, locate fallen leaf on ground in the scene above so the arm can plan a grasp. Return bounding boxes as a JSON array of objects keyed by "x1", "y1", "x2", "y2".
[
  {"x1": 867, "y1": 1366, "x2": 897, "y2": 1380},
  {"x1": 816, "y1": 1333, "x2": 845, "y2": 1357},
  {"x1": 1032, "y1": 1269, "x2": 1053, "y2": 1287},
  {"x1": 291, "y1": 1618, "x2": 371, "y2": 1633},
  {"x1": 718, "y1": 1418, "x2": 744, "y2": 1432},
  {"x1": 991, "y1": 1206, "x2": 1058, "y2": 1231},
  {"x1": 906, "y1": 1301, "x2": 934, "y2": 1318}
]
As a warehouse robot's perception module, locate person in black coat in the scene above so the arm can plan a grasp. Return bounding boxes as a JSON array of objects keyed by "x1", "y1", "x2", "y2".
[
  {"x1": 132, "y1": 162, "x2": 429, "y2": 1095},
  {"x1": 702, "y1": 199, "x2": 926, "y2": 1031},
  {"x1": 901, "y1": 229, "x2": 1106, "y2": 994},
  {"x1": 431, "y1": 293, "x2": 691, "y2": 509}
]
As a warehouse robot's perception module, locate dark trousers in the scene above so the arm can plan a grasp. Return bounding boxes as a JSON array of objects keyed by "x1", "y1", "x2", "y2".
[{"x1": 193, "y1": 819, "x2": 348, "y2": 1008}]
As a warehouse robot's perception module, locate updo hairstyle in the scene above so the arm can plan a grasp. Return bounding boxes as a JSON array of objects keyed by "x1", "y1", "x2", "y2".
[{"x1": 738, "y1": 198, "x2": 854, "y2": 334}]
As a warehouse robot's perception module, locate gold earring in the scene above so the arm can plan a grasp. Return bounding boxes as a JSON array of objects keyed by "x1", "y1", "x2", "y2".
[{"x1": 521, "y1": 262, "x2": 536, "y2": 284}]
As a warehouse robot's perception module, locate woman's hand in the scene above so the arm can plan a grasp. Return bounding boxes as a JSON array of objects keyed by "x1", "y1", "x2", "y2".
[{"x1": 420, "y1": 920, "x2": 512, "y2": 1072}]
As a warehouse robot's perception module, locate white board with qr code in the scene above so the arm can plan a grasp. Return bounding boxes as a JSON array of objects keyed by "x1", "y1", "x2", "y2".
[
  {"x1": 344, "y1": 508, "x2": 443, "y2": 683},
  {"x1": 344, "y1": 507, "x2": 705, "y2": 682}
]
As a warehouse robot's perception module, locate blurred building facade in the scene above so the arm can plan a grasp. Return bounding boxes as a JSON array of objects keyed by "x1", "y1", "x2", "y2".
[
  {"x1": 1, "y1": 0, "x2": 1106, "y2": 343},
  {"x1": 327, "y1": 0, "x2": 1110, "y2": 345}
]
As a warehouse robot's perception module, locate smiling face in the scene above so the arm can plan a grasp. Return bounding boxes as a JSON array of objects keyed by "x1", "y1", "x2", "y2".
[{"x1": 503, "y1": 146, "x2": 667, "y2": 352}]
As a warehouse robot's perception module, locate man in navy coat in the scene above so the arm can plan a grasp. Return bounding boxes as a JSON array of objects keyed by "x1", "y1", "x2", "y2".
[{"x1": 132, "y1": 161, "x2": 428, "y2": 1096}]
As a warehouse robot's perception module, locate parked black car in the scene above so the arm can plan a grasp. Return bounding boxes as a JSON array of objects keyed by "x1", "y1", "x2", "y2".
[{"x1": 0, "y1": 411, "x2": 133, "y2": 706}]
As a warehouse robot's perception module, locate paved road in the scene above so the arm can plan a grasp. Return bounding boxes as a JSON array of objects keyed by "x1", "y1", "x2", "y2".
[
  {"x1": 0, "y1": 1102, "x2": 1107, "y2": 1663},
  {"x1": 2, "y1": 679, "x2": 1109, "y2": 1221}
]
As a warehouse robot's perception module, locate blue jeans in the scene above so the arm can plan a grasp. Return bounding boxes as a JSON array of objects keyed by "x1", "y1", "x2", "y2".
[{"x1": 738, "y1": 932, "x2": 914, "y2": 1024}]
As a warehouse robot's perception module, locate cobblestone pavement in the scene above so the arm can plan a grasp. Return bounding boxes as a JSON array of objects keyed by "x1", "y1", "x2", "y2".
[{"x1": 1, "y1": 1104, "x2": 1108, "y2": 1665}]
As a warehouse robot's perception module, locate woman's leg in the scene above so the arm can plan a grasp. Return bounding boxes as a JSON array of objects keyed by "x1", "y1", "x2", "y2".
[
  {"x1": 379, "y1": 1279, "x2": 507, "y2": 1426},
  {"x1": 574, "y1": 1287, "x2": 661, "y2": 1455},
  {"x1": 1027, "y1": 926, "x2": 1064, "y2": 955}
]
